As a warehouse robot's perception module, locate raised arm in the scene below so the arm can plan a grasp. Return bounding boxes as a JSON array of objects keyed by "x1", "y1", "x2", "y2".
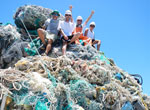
[
  {"x1": 69, "y1": 5, "x2": 72, "y2": 12},
  {"x1": 69, "y1": 5, "x2": 73, "y2": 23},
  {"x1": 83, "y1": 10, "x2": 94, "y2": 26}
]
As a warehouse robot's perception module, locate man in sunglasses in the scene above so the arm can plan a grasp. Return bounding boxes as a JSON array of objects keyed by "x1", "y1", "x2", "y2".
[
  {"x1": 84, "y1": 22, "x2": 101, "y2": 51},
  {"x1": 37, "y1": 10, "x2": 60, "y2": 55},
  {"x1": 58, "y1": 7, "x2": 80, "y2": 55}
]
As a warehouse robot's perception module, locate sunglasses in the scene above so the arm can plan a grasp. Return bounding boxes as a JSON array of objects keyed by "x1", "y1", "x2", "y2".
[
  {"x1": 52, "y1": 13, "x2": 59, "y2": 16},
  {"x1": 77, "y1": 20, "x2": 82, "y2": 22},
  {"x1": 65, "y1": 14, "x2": 71, "y2": 16},
  {"x1": 90, "y1": 25, "x2": 95, "y2": 27}
]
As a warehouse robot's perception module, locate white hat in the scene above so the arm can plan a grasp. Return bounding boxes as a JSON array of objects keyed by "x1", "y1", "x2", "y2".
[
  {"x1": 65, "y1": 10, "x2": 72, "y2": 15},
  {"x1": 90, "y1": 22, "x2": 96, "y2": 26},
  {"x1": 76, "y1": 16, "x2": 83, "y2": 21}
]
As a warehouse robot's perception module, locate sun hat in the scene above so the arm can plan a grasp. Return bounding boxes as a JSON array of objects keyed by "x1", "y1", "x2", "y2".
[
  {"x1": 51, "y1": 10, "x2": 60, "y2": 16},
  {"x1": 76, "y1": 16, "x2": 83, "y2": 21},
  {"x1": 90, "y1": 22, "x2": 96, "y2": 26},
  {"x1": 65, "y1": 10, "x2": 72, "y2": 15}
]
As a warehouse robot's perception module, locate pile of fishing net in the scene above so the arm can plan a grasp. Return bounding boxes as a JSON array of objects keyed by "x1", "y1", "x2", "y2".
[
  {"x1": 0, "y1": 51, "x2": 149, "y2": 110},
  {"x1": 0, "y1": 24, "x2": 24, "y2": 68},
  {"x1": 0, "y1": 4, "x2": 150, "y2": 110},
  {"x1": 14, "y1": 5, "x2": 64, "y2": 36},
  {"x1": 0, "y1": 24, "x2": 21, "y2": 55}
]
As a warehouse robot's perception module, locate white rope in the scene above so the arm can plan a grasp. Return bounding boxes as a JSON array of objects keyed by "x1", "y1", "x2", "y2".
[
  {"x1": 0, "y1": 92, "x2": 8, "y2": 110},
  {"x1": 20, "y1": 18, "x2": 58, "y2": 84},
  {"x1": 20, "y1": 19, "x2": 41, "y2": 56},
  {"x1": 20, "y1": 19, "x2": 49, "y2": 72}
]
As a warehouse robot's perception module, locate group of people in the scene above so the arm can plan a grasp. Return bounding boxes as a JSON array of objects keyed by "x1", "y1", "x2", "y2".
[{"x1": 38, "y1": 6, "x2": 101, "y2": 55}]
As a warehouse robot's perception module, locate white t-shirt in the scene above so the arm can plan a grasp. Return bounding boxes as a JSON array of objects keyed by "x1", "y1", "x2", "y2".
[
  {"x1": 58, "y1": 21, "x2": 75, "y2": 36},
  {"x1": 86, "y1": 28, "x2": 95, "y2": 39}
]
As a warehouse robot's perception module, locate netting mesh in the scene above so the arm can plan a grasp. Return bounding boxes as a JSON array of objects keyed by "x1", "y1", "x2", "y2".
[
  {"x1": 14, "y1": 5, "x2": 64, "y2": 31},
  {"x1": 0, "y1": 4, "x2": 149, "y2": 110},
  {"x1": 0, "y1": 50, "x2": 149, "y2": 109}
]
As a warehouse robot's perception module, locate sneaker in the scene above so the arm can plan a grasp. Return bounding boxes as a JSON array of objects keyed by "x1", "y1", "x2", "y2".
[{"x1": 41, "y1": 53, "x2": 47, "y2": 56}]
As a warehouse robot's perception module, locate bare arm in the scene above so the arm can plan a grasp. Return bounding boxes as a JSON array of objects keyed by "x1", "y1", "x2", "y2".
[
  {"x1": 83, "y1": 11, "x2": 95, "y2": 26},
  {"x1": 69, "y1": 5, "x2": 73, "y2": 23},
  {"x1": 42, "y1": 26, "x2": 46, "y2": 30},
  {"x1": 42, "y1": 19, "x2": 49, "y2": 30},
  {"x1": 84, "y1": 28, "x2": 89, "y2": 36},
  {"x1": 69, "y1": 5, "x2": 72, "y2": 12}
]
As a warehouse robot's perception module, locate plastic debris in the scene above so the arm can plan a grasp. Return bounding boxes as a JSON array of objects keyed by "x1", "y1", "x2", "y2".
[
  {"x1": 121, "y1": 101, "x2": 133, "y2": 110},
  {"x1": 14, "y1": 5, "x2": 64, "y2": 30},
  {"x1": 0, "y1": 24, "x2": 21, "y2": 54},
  {"x1": 0, "y1": 4, "x2": 150, "y2": 110},
  {"x1": 0, "y1": 24, "x2": 22, "y2": 68},
  {"x1": 24, "y1": 38, "x2": 42, "y2": 56},
  {"x1": 115, "y1": 73, "x2": 123, "y2": 82},
  {"x1": 0, "y1": 40, "x2": 28, "y2": 68},
  {"x1": 0, "y1": 22, "x2": 2, "y2": 26},
  {"x1": 132, "y1": 100, "x2": 146, "y2": 110},
  {"x1": 13, "y1": 54, "x2": 150, "y2": 109}
]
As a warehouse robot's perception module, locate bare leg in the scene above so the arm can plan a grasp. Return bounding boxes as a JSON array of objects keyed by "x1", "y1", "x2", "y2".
[
  {"x1": 45, "y1": 39, "x2": 53, "y2": 55},
  {"x1": 62, "y1": 41, "x2": 68, "y2": 55},
  {"x1": 69, "y1": 32, "x2": 80, "y2": 44},
  {"x1": 37, "y1": 28, "x2": 46, "y2": 45},
  {"x1": 92, "y1": 40, "x2": 101, "y2": 51},
  {"x1": 83, "y1": 38, "x2": 92, "y2": 46},
  {"x1": 97, "y1": 40, "x2": 101, "y2": 51}
]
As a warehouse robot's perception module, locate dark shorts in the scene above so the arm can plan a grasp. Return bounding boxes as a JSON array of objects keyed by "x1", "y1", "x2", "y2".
[
  {"x1": 92, "y1": 39, "x2": 95, "y2": 43},
  {"x1": 92, "y1": 39, "x2": 95, "y2": 48},
  {"x1": 62, "y1": 35, "x2": 74, "y2": 43}
]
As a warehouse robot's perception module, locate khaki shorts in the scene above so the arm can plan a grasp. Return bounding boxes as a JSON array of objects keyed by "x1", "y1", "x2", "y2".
[{"x1": 44, "y1": 31, "x2": 59, "y2": 42}]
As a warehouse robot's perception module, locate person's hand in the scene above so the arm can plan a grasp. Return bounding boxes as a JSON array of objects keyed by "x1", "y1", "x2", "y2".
[
  {"x1": 27, "y1": 44, "x2": 31, "y2": 48},
  {"x1": 64, "y1": 35, "x2": 68, "y2": 40},
  {"x1": 82, "y1": 40, "x2": 86, "y2": 43},
  {"x1": 91, "y1": 10, "x2": 95, "y2": 15},
  {"x1": 69, "y1": 5, "x2": 73, "y2": 11}
]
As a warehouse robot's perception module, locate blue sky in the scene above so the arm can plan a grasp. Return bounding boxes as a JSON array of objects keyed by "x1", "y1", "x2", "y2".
[{"x1": 1, "y1": 0, "x2": 150, "y2": 95}]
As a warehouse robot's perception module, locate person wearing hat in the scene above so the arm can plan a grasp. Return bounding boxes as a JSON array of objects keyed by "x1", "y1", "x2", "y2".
[
  {"x1": 73, "y1": 10, "x2": 95, "y2": 45},
  {"x1": 84, "y1": 22, "x2": 101, "y2": 51},
  {"x1": 58, "y1": 6, "x2": 80, "y2": 55},
  {"x1": 37, "y1": 10, "x2": 60, "y2": 55}
]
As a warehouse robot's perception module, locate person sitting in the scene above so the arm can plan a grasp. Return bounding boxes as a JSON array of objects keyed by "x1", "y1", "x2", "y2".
[
  {"x1": 73, "y1": 11, "x2": 95, "y2": 46},
  {"x1": 84, "y1": 22, "x2": 101, "y2": 51},
  {"x1": 58, "y1": 8, "x2": 80, "y2": 55},
  {"x1": 37, "y1": 10, "x2": 60, "y2": 55}
]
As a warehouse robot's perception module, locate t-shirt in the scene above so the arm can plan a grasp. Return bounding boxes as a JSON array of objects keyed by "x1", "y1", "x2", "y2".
[
  {"x1": 58, "y1": 21, "x2": 75, "y2": 36},
  {"x1": 44, "y1": 18, "x2": 59, "y2": 35},
  {"x1": 86, "y1": 28, "x2": 95, "y2": 39}
]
